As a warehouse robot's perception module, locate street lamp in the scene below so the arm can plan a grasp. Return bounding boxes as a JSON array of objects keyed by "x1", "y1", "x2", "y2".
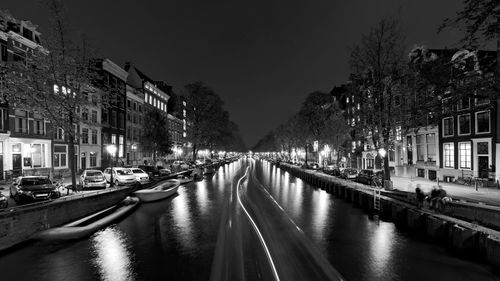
[
  {"x1": 378, "y1": 148, "x2": 387, "y2": 188},
  {"x1": 107, "y1": 144, "x2": 117, "y2": 187}
]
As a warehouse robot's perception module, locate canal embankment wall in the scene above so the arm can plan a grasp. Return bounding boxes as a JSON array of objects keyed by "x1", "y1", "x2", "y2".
[
  {"x1": 0, "y1": 186, "x2": 135, "y2": 252},
  {"x1": 0, "y1": 168, "x2": 205, "y2": 252},
  {"x1": 277, "y1": 162, "x2": 500, "y2": 267}
]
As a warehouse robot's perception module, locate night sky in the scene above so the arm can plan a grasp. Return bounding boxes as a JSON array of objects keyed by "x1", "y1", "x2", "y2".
[{"x1": 4, "y1": 0, "x2": 466, "y2": 147}]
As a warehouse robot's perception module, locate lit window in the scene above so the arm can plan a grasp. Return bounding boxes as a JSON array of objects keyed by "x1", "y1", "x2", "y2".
[
  {"x1": 443, "y1": 143, "x2": 454, "y2": 168},
  {"x1": 459, "y1": 142, "x2": 471, "y2": 169}
]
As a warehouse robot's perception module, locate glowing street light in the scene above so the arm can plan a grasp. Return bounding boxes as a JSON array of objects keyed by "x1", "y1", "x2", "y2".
[{"x1": 378, "y1": 148, "x2": 387, "y2": 158}]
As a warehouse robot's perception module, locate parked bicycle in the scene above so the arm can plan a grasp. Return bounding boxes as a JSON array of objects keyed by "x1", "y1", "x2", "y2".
[{"x1": 455, "y1": 176, "x2": 474, "y2": 186}]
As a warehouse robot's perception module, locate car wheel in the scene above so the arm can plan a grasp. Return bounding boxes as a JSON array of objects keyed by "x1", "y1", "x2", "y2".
[{"x1": 114, "y1": 180, "x2": 119, "y2": 186}]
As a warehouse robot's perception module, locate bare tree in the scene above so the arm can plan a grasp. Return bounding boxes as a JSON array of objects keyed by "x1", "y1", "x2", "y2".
[
  {"x1": 349, "y1": 17, "x2": 407, "y2": 182},
  {"x1": 0, "y1": 0, "x2": 105, "y2": 190},
  {"x1": 142, "y1": 107, "x2": 173, "y2": 163}
]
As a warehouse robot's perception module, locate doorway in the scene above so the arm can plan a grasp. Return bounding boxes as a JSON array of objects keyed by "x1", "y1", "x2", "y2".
[
  {"x1": 478, "y1": 156, "x2": 489, "y2": 178},
  {"x1": 12, "y1": 154, "x2": 21, "y2": 174},
  {"x1": 81, "y1": 152, "x2": 86, "y2": 171}
]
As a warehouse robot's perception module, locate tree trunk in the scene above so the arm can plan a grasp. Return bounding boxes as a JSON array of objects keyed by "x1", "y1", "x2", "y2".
[
  {"x1": 67, "y1": 112, "x2": 77, "y2": 193},
  {"x1": 304, "y1": 144, "x2": 308, "y2": 165},
  {"x1": 384, "y1": 149, "x2": 391, "y2": 181},
  {"x1": 192, "y1": 143, "x2": 197, "y2": 160}
]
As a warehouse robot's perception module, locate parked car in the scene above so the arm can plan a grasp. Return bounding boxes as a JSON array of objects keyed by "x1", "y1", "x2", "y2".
[
  {"x1": 103, "y1": 167, "x2": 137, "y2": 186},
  {"x1": 302, "y1": 162, "x2": 320, "y2": 170},
  {"x1": 131, "y1": 168, "x2": 150, "y2": 185},
  {"x1": 80, "y1": 170, "x2": 107, "y2": 190},
  {"x1": 171, "y1": 161, "x2": 190, "y2": 172},
  {"x1": 356, "y1": 169, "x2": 384, "y2": 186},
  {"x1": 322, "y1": 167, "x2": 341, "y2": 177},
  {"x1": 340, "y1": 168, "x2": 358, "y2": 180},
  {"x1": 156, "y1": 166, "x2": 171, "y2": 175},
  {"x1": 9, "y1": 176, "x2": 61, "y2": 204},
  {"x1": 138, "y1": 165, "x2": 161, "y2": 178},
  {"x1": 0, "y1": 193, "x2": 8, "y2": 209}
]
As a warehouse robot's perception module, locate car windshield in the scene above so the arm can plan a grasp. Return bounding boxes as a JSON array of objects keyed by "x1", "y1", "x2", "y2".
[
  {"x1": 116, "y1": 169, "x2": 132, "y2": 175},
  {"x1": 20, "y1": 178, "x2": 51, "y2": 185},
  {"x1": 132, "y1": 169, "x2": 144, "y2": 174},
  {"x1": 86, "y1": 171, "x2": 102, "y2": 177}
]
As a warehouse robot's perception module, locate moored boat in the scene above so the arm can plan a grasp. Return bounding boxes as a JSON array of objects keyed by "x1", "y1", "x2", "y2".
[
  {"x1": 204, "y1": 165, "x2": 216, "y2": 174},
  {"x1": 134, "y1": 179, "x2": 180, "y2": 202},
  {"x1": 33, "y1": 196, "x2": 140, "y2": 240},
  {"x1": 177, "y1": 176, "x2": 193, "y2": 184}
]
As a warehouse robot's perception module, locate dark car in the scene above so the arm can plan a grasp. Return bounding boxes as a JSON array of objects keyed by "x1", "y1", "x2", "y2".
[
  {"x1": 0, "y1": 193, "x2": 7, "y2": 209},
  {"x1": 356, "y1": 169, "x2": 384, "y2": 186},
  {"x1": 340, "y1": 168, "x2": 358, "y2": 180},
  {"x1": 138, "y1": 165, "x2": 161, "y2": 178},
  {"x1": 322, "y1": 167, "x2": 341, "y2": 177},
  {"x1": 9, "y1": 176, "x2": 61, "y2": 204}
]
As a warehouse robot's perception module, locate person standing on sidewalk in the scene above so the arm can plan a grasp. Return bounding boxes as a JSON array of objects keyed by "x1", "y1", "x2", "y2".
[{"x1": 415, "y1": 185, "x2": 425, "y2": 209}]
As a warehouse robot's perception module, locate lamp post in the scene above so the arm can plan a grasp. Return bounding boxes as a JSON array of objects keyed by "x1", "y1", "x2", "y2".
[{"x1": 107, "y1": 144, "x2": 117, "y2": 187}]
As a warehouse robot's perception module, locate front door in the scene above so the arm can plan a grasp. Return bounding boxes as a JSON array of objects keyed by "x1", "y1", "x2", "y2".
[
  {"x1": 12, "y1": 154, "x2": 21, "y2": 175},
  {"x1": 478, "y1": 156, "x2": 489, "y2": 178},
  {"x1": 81, "y1": 156, "x2": 86, "y2": 171}
]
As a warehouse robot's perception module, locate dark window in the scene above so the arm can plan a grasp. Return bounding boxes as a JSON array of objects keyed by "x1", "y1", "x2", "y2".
[
  {"x1": 119, "y1": 112, "x2": 125, "y2": 129},
  {"x1": 92, "y1": 130, "x2": 98, "y2": 144},
  {"x1": 443, "y1": 117, "x2": 454, "y2": 137},
  {"x1": 82, "y1": 128, "x2": 88, "y2": 144},
  {"x1": 22, "y1": 28, "x2": 33, "y2": 41},
  {"x1": 417, "y1": 169, "x2": 425, "y2": 178},
  {"x1": 91, "y1": 110, "x2": 97, "y2": 123},
  {"x1": 82, "y1": 109, "x2": 88, "y2": 121},
  {"x1": 457, "y1": 97, "x2": 470, "y2": 111},
  {"x1": 476, "y1": 111, "x2": 490, "y2": 133},
  {"x1": 458, "y1": 114, "x2": 470, "y2": 135},
  {"x1": 477, "y1": 142, "x2": 488, "y2": 154},
  {"x1": 102, "y1": 109, "x2": 108, "y2": 124},
  {"x1": 111, "y1": 111, "x2": 117, "y2": 127}
]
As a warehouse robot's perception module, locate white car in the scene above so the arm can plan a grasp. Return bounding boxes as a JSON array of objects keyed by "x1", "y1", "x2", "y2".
[
  {"x1": 131, "y1": 168, "x2": 150, "y2": 185},
  {"x1": 80, "y1": 169, "x2": 107, "y2": 189},
  {"x1": 103, "y1": 167, "x2": 137, "y2": 186}
]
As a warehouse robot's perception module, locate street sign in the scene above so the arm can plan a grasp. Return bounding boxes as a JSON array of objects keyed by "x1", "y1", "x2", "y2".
[{"x1": 313, "y1": 141, "x2": 318, "y2": 152}]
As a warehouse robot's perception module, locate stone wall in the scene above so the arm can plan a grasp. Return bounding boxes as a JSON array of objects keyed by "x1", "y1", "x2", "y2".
[
  {"x1": 278, "y1": 162, "x2": 500, "y2": 267},
  {"x1": 0, "y1": 186, "x2": 134, "y2": 252}
]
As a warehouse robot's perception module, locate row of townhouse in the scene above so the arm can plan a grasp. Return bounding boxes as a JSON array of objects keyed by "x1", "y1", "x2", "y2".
[
  {"x1": 0, "y1": 10, "x2": 188, "y2": 178},
  {"x1": 335, "y1": 47, "x2": 499, "y2": 182}
]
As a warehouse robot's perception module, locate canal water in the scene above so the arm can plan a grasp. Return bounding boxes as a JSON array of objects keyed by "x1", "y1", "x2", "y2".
[{"x1": 0, "y1": 158, "x2": 498, "y2": 281}]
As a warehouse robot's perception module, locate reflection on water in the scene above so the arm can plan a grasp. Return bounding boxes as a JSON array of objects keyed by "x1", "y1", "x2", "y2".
[
  {"x1": 254, "y1": 160, "x2": 500, "y2": 281},
  {"x1": 91, "y1": 227, "x2": 135, "y2": 281},
  {"x1": 171, "y1": 188, "x2": 195, "y2": 253},
  {"x1": 368, "y1": 222, "x2": 395, "y2": 279},
  {"x1": 196, "y1": 180, "x2": 209, "y2": 215},
  {"x1": 310, "y1": 189, "x2": 331, "y2": 244}
]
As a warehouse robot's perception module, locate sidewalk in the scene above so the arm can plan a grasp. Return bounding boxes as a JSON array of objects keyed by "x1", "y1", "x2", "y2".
[
  {"x1": 390, "y1": 175, "x2": 500, "y2": 206},
  {"x1": 0, "y1": 175, "x2": 86, "y2": 206}
]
